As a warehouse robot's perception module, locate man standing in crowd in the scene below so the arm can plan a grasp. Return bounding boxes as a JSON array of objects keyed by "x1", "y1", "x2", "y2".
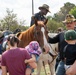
[
  {"x1": 48, "y1": 14, "x2": 76, "y2": 75},
  {"x1": 66, "y1": 23, "x2": 76, "y2": 75},
  {"x1": 30, "y1": 4, "x2": 51, "y2": 26}
]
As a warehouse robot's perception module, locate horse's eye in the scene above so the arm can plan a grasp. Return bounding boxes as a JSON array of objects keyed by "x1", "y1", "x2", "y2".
[{"x1": 37, "y1": 32, "x2": 40, "y2": 35}]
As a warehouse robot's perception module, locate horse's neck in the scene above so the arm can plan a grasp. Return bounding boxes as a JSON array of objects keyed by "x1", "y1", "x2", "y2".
[
  {"x1": 26, "y1": 26, "x2": 35, "y2": 40},
  {"x1": 18, "y1": 26, "x2": 35, "y2": 48}
]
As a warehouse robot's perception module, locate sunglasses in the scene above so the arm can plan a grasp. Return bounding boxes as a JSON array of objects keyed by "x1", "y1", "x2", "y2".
[{"x1": 66, "y1": 22, "x2": 73, "y2": 25}]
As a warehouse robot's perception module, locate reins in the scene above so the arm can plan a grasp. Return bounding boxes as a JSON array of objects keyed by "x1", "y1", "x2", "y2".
[
  {"x1": 34, "y1": 26, "x2": 38, "y2": 39},
  {"x1": 49, "y1": 44, "x2": 58, "y2": 63}
]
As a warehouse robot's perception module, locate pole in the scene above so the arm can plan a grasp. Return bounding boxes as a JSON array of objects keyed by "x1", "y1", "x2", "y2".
[{"x1": 32, "y1": 0, "x2": 34, "y2": 15}]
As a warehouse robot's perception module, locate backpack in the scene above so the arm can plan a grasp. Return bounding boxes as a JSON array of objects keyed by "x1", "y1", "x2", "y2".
[{"x1": 63, "y1": 45, "x2": 68, "y2": 63}]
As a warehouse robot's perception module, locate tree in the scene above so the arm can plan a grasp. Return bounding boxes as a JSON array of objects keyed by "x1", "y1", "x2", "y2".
[
  {"x1": 69, "y1": 6, "x2": 76, "y2": 18},
  {"x1": 47, "y1": 19, "x2": 64, "y2": 32},
  {"x1": 0, "y1": 8, "x2": 28, "y2": 31},
  {"x1": 53, "y1": 2, "x2": 75, "y2": 22},
  {"x1": 47, "y1": 15, "x2": 52, "y2": 20}
]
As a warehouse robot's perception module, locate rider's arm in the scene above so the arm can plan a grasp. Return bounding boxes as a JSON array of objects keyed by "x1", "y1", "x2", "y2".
[{"x1": 48, "y1": 33, "x2": 60, "y2": 43}]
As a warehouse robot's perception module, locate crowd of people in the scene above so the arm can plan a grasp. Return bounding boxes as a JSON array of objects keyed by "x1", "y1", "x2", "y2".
[
  {"x1": 1, "y1": 34, "x2": 37, "y2": 75},
  {"x1": 0, "y1": 3, "x2": 76, "y2": 75},
  {"x1": 48, "y1": 14, "x2": 76, "y2": 75}
]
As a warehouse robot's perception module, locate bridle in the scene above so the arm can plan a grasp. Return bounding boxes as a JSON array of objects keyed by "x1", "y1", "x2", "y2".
[{"x1": 34, "y1": 26, "x2": 38, "y2": 40}]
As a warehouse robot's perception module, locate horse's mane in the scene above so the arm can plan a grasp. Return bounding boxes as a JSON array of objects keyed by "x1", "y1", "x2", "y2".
[
  {"x1": 18, "y1": 25, "x2": 35, "y2": 48},
  {"x1": 22, "y1": 25, "x2": 35, "y2": 34}
]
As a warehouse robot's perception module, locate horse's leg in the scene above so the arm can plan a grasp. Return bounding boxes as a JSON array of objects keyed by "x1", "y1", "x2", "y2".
[
  {"x1": 42, "y1": 61, "x2": 47, "y2": 75},
  {"x1": 47, "y1": 60, "x2": 52, "y2": 75},
  {"x1": 49, "y1": 59, "x2": 56, "y2": 75},
  {"x1": 51, "y1": 59, "x2": 56, "y2": 75},
  {"x1": 36, "y1": 60, "x2": 43, "y2": 75}
]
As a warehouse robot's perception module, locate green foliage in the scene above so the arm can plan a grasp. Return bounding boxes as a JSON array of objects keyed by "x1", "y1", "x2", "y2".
[
  {"x1": 47, "y1": 19, "x2": 64, "y2": 32},
  {"x1": 0, "y1": 2, "x2": 76, "y2": 33},
  {"x1": 47, "y1": 15, "x2": 52, "y2": 20},
  {"x1": 0, "y1": 8, "x2": 28, "y2": 32},
  {"x1": 53, "y1": 2, "x2": 75, "y2": 22},
  {"x1": 46, "y1": 2, "x2": 75, "y2": 32},
  {"x1": 69, "y1": 6, "x2": 76, "y2": 18},
  {"x1": 18, "y1": 25, "x2": 29, "y2": 31}
]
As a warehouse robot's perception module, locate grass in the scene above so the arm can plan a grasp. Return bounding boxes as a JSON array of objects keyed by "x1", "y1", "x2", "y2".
[
  {"x1": 32, "y1": 64, "x2": 51, "y2": 75},
  {"x1": 6, "y1": 64, "x2": 51, "y2": 75}
]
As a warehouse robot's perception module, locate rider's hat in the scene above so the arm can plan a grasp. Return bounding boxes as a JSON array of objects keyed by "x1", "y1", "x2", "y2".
[{"x1": 38, "y1": 4, "x2": 51, "y2": 13}]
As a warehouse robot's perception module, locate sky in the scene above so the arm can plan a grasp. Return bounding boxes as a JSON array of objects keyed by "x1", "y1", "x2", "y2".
[{"x1": 0, "y1": 0, "x2": 76, "y2": 26}]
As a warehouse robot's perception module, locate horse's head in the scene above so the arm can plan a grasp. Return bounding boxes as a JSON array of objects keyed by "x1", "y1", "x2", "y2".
[{"x1": 33, "y1": 19, "x2": 50, "y2": 52}]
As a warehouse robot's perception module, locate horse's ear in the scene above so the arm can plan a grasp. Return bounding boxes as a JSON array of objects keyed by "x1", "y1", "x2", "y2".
[
  {"x1": 44, "y1": 19, "x2": 48, "y2": 25},
  {"x1": 16, "y1": 32, "x2": 21, "y2": 37}
]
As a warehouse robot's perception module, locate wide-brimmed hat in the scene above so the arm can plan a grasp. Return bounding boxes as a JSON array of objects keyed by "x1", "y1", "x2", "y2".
[
  {"x1": 62, "y1": 14, "x2": 76, "y2": 23},
  {"x1": 25, "y1": 41, "x2": 41, "y2": 55},
  {"x1": 64, "y1": 30, "x2": 76, "y2": 40},
  {"x1": 38, "y1": 4, "x2": 51, "y2": 13}
]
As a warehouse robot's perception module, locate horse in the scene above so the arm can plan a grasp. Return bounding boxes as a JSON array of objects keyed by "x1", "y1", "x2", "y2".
[
  {"x1": 36, "y1": 33, "x2": 58, "y2": 75},
  {"x1": 36, "y1": 44, "x2": 58, "y2": 75},
  {"x1": 17, "y1": 19, "x2": 58, "y2": 75},
  {"x1": 18, "y1": 19, "x2": 51, "y2": 51}
]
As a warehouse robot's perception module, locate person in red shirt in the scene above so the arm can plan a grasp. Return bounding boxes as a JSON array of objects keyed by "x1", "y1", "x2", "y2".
[{"x1": 1, "y1": 34, "x2": 37, "y2": 75}]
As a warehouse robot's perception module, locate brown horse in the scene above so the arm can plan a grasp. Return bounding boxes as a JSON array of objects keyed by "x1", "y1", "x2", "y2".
[
  {"x1": 17, "y1": 19, "x2": 57, "y2": 75},
  {"x1": 18, "y1": 19, "x2": 51, "y2": 52}
]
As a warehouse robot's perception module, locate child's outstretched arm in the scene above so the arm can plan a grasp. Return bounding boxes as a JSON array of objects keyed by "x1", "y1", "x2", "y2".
[{"x1": 24, "y1": 54, "x2": 36, "y2": 63}]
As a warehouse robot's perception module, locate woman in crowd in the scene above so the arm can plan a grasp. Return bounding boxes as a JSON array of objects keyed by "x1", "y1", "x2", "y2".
[{"x1": 1, "y1": 34, "x2": 37, "y2": 75}]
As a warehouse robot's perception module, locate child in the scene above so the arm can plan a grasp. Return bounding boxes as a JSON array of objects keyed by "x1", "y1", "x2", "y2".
[
  {"x1": 24, "y1": 41, "x2": 41, "y2": 75},
  {"x1": 64, "y1": 30, "x2": 76, "y2": 75}
]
